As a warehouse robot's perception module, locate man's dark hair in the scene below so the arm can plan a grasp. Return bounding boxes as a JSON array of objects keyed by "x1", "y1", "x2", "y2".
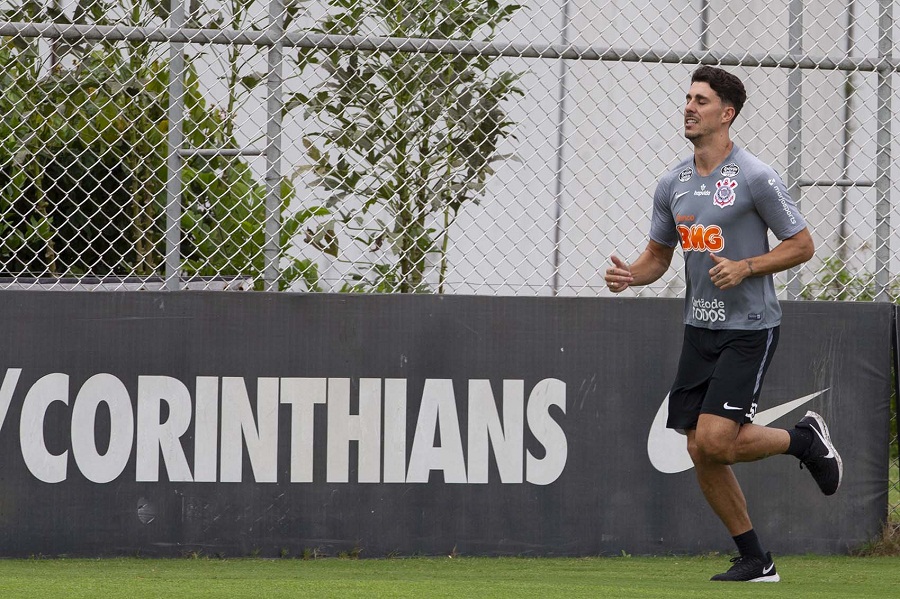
[{"x1": 691, "y1": 66, "x2": 747, "y2": 124}]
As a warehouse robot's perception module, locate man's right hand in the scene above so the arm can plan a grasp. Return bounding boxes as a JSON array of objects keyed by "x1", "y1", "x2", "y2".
[{"x1": 606, "y1": 255, "x2": 634, "y2": 293}]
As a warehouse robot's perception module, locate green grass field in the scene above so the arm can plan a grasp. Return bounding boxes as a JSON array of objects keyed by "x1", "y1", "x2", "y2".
[
  {"x1": 0, "y1": 555, "x2": 896, "y2": 599},
  {"x1": 0, "y1": 457, "x2": 894, "y2": 598}
]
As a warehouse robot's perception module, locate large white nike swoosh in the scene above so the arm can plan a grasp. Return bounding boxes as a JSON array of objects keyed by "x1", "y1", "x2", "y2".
[
  {"x1": 646, "y1": 389, "x2": 829, "y2": 474},
  {"x1": 674, "y1": 191, "x2": 690, "y2": 200}
]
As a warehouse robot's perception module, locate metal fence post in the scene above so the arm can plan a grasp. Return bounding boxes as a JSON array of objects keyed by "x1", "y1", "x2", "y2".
[
  {"x1": 550, "y1": 0, "x2": 572, "y2": 296},
  {"x1": 875, "y1": 0, "x2": 892, "y2": 301},
  {"x1": 264, "y1": 0, "x2": 285, "y2": 291},
  {"x1": 838, "y1": 0, "x2": 858, "y2": 263},
  {"x1": 165, "y1": 0, "x2": 185, "y2": 291},
  {"x1": 699, "y1": 0, "x2": 710, "y2": 53},
  {"x1": 786, "y1": 0, "x2": 803, "y2": 300}
]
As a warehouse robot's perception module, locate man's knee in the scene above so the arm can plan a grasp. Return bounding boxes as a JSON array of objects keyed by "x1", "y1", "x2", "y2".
[
  {"x1": 690, "y1": 431, "x2": 737, "y2": 465},
  {"x1": 688, "y1": 414, "x2": 742, "y2": 464}
]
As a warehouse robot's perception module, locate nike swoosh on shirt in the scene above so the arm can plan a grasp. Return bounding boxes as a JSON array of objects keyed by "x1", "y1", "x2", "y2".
[
  {"x1": 674, "y1": 191, "x2": 690, "y2": 200},
  {"x1": 646, "y1": 389, "x2": 829, "y2": 474}
]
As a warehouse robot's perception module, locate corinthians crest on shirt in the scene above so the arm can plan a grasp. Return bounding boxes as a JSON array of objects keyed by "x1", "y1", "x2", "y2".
[{"x1": 714, "y1": 177, "x2": 738, "y2": 208}]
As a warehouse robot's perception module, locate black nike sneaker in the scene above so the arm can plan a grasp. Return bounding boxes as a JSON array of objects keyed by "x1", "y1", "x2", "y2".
[
  {"x1": 795, "y1": 411, "x2": 843, "y2": 496},
  {"x1": 710, "y1": 552, "x2": 780, "y2": 582}
]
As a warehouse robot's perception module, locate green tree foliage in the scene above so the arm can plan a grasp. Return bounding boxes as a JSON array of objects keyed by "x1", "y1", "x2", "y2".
[
  {"x1": 0, "y1": 1, "x2": 319, "y2": 289},
  {"x1": 298, "y1": 0, "x2": 523, "y2": 293},
  {"x1": 800, "y1": 257, "x2": 899, "y2": 302}
]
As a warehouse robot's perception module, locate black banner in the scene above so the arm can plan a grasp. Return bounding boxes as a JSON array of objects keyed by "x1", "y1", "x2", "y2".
[{"x1": 0, "y1": 292, "x2": 891, "y2": 556}]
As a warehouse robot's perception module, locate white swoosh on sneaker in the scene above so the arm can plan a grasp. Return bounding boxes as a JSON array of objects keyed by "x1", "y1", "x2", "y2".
[
  {"x1": 763, "y1": 563, "x2": 775, "y2": 575},
  {"x1": 808, "y1": 419, "x2": 835, "y2": 459},
  {"x1": 647, "y1": 389, "x2": 829, "y2": 474}
]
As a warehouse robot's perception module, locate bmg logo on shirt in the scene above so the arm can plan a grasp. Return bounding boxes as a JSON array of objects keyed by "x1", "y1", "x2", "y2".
[
  {"x1": 677, "y1": 223, "x2": 724, "y2": 252},
  {"x1": 692, "y1": 298, "x2": 727, "y2": 323}
]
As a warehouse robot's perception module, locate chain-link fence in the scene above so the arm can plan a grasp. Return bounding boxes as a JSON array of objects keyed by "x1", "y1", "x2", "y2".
[
  {"x1": 0, "y1": 0, "x2": 897, "y2": 298},
  {"x1": 0, "y1": 0, "x2": 898, "y2": 522}
]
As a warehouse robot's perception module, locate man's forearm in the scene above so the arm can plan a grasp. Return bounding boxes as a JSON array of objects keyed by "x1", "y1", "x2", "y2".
[
  {"x1": 629, "y1": 243, "x2": 675, "y2": 286},
  {"x1": 743, "y1": 229, "x2": 814, "y2": 278}
]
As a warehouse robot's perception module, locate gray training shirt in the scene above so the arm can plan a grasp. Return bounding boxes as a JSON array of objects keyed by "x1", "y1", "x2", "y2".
[{"x1": 649, "y1": 145, "x2": 807, "y2": 330}]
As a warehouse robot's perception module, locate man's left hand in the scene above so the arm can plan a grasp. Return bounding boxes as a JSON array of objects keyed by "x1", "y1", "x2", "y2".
[{"x1": 709, "y1": 254, "x2": 750, "y2": 290}]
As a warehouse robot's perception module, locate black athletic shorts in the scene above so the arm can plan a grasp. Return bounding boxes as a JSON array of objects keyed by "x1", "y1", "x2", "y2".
[{"x1": 666, "y1": 325, "x2": 779, "y2": 430}]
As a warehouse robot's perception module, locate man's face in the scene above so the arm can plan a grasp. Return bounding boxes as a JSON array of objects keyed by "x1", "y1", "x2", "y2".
[{"x1": 684, "y1": 81, "x2": 733, "y2": 141}]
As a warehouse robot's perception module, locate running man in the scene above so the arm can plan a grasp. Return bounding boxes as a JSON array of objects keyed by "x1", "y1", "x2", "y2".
[{"x1": 605, "y1": 66, "x2": 842, "y2": 582}]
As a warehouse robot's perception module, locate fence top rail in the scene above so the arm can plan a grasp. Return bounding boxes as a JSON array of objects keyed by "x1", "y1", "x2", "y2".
[{"x1": 0, "y1": 20, "x2": 893, "y2": 73}]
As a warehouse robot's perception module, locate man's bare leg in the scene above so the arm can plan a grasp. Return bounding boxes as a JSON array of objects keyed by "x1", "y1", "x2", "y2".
[
  {"x1": 687, "y1": 413, "x2": 790, "y2": 534},
  {"x1": 687, "y1": 413, "x2": 791, "y2": 581}
]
